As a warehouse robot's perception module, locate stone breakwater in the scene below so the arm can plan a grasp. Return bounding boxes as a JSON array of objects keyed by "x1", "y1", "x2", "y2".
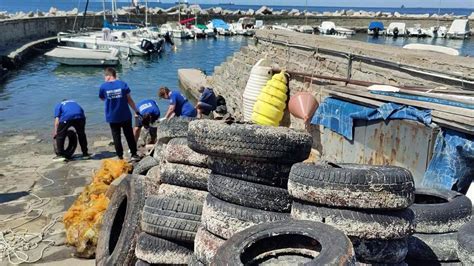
[{"x1": 1, "y1": 5, "x2": 474, "y2": 21}]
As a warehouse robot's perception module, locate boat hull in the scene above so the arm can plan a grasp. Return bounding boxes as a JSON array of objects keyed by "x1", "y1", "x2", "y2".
[{"x1": 49, "y1": 57, "x2": 119, "y2": 66}]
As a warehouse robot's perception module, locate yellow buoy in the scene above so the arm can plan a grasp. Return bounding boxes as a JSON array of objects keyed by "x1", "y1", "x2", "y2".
[{"x1": 252, "y1": 71, "x2": 288, "y2": 126}]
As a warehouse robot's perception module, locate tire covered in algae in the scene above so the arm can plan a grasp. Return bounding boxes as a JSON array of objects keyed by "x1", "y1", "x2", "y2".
[
  {"x1": 187, "y1": 120, "x2": 312, "y2": 164},
  {"x1": 457, "y1": 220, "x2": 474, "y2": 265},
  {"x1": 164, "y1": 137, "x2": 209, "y2": 167},
  {"x1": 409, "y1": 188, "x2": 471, "y2": 234},
  {"x1": 135, "y1": 232, "x2": 192, "y2": 265},
  {"x1": 351, "y1": 237, "x2": 408, "y2": 264},
  {"x1": 407, "y1": 232, "x2": 459, "y2": 262},
  {"x1": 291, "y1": 201, "x2": 415, "y2": 239},
  {"x1": 53, "y1": 129, "x2": 78, "y2": 159},
  {"x1": 208, "y1": 174, "x2": 292, "y2": 212},
  {"x1": 194, "y1": 226, "x2": 225, "y2": 265},
  {"x1": 96, "y1": 175, "x2": 146, "y2": 266},
  {"x1": 288, "y1": 163, "x2": 415, "y2": 209},
  {"x1": 161, "y1": 162, "x2": 211, "y2": 191},
  {"x1": 156, "y1": 117, "x2": 194, "y2": 144},
  {"x1": 157, "y1": 183, "x2": 208, "y2": 203},
  {"x1": 132, "y1": 156, "x2": 159, "y2": 175},
  {"x1": 202, "y1": 195, "x2": 290, "y2": 240},
  {"x1": 212, "y1": 220, "x2": 355, "y2": 265}
]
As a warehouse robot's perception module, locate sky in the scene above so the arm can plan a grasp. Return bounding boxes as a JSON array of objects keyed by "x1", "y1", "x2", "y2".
[{"x1": 130, "y1": 0, "x2": 474, "y2": 8}]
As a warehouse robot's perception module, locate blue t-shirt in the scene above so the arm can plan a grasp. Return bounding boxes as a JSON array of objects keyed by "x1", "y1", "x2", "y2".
[
  {"x1": 99, "y1": 80, "x2": 132, "y2": 123},
  {"x1": 54, "y1": 100, "x2": 85, "y2": 123},
  {"x1": 169, "y1": 91, "x2": 196, "y2": 117},
  {"x1": 199, "y1": 88, "x2": 217, "y2": 108},
  {"x1": 137, "y1": 99, "x2": 160, "y2": 118}
]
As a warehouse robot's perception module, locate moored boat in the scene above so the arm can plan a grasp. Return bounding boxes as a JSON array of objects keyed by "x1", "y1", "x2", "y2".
[{"x1": 45, "y1": 46, "x2": 120, "y2": 66}]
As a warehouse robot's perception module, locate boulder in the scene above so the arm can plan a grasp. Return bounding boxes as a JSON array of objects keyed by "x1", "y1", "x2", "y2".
[
  {"x1": 346, "y1": 9, "x2": 354, "y2": 16},
  {"x1": 382, "y1": 12, "x2": 391, "y2": 17},
  {"x1": 394, "y1": 11, "x2": 401, "y2": 17},
  {"x1": 367, "y1": 11, "x2": 376, "y2": 17},
  {"x1": 469, "y1": 12, "x2": 474, "y2": 19},
  {"x1": 188, "y1": 4, "x2": 202, "y2": 14},
  {"x1": 280, "y1": 9, "x2": 288, "y2": 15},
  {"x1": 49, "y1": 7, "x2": 58, "y2": 15},
  {"x1": 246, "y1": 9, "x2": 255, "y2": 16},
  {"x1": 27, "y1": 11, "x2": 34, "y2": 17},
  {"x1": 322, "y1": 11, "x2": 332, "y2": 16},
  {"x1": 333, "y1": 9, "x2": 346, "y2": 16},
  {"x1": 375, "y1": 11, "x2": 382, "y2": 17},
  {"x1": 56, "y1": 10, "x2": 67, "y2": 16},
  {"x1": 232, "y1": 9, "x2": 241, "y2": 15},
  {"x1": 256, "y1": 6, "x2": 272, "y2": 15},
  {"x1": 67, "y1": 8, "x2": 78, "y2": 16},
  {"x1": 213, "y1": 7, "x2": 223, "y2": 14},
  {"x1": 288, "y1": 9, "x2": 299, "y2": 16},
  {"x1": 304, "y1": 11, "x2": 315, "y2": 17},
  {"x1": 273, "y1": 11, "x2": 282, "y2": 16}
]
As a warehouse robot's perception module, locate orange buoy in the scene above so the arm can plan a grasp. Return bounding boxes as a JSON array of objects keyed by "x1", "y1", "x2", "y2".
[{"x1": 288, "y1": 92, "x2": 318, "y2": 123}]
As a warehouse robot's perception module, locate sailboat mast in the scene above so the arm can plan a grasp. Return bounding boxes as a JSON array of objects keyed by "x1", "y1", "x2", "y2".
[
  {"x1": 145, "y1": 0, "x2": 148, "y2": 26},
  {"x1": 81, "y1": 0, "x2": 90, "y2": 29},
  {"x1": 305, "y1": 0, "x2": 308, "y2": 26},
  {"x1": 178, "y1": 0, "x2": 181, "y2": 23},
  {"x1": 102, "y1": 0, "x2": 106, "y2": 21}
]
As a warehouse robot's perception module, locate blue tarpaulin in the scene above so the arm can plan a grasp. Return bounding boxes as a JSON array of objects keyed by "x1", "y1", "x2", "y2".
[
  {"x1": 211, "y1": 19, "x2": 229, "y2": 30},
  {"x1": 422, "y1": 129, "x2": 474, "y2": 192},
  {"x1": 311, "y1": 97, "x2": 432, "y2": 140},
  {"x1": 369, "y1": 21, "x2": 384, "y2": 30}
]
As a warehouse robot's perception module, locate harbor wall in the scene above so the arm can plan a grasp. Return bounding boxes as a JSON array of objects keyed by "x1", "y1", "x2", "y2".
[
  {"x1": 1, "y1": 14, "x2": 473, "y2": 54},
  {"x1": 206, "y1": 30, "x2": 473, "y2": 182}
]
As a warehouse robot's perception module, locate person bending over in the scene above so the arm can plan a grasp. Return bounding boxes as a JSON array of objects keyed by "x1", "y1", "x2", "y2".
[
  {"x1": 158, "y1": 87, "x2": 197, "y2": 120},
  {"x1": 53, "y1": 99, "x2": 90, "y2": 161},
  {"x1": 196, "y1": 86, "x2": 217, "y2": 118},
  {"x1": 133, "y1": 99, "x2": 161, "y2": 144},
  {"x1": 99, "y1": 67, "x2": 140, "y2": 161}
]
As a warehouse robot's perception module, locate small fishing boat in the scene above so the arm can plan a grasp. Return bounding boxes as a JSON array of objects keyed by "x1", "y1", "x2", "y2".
[
  {"x1": 207, "y1": 19, "x2": 231, "y2": 36},
  {"x1": 407, "y1": 24, "x2": 428, "y2": 37},
  {"x1": 317, "y1": 21, "x2": 336, "y2": 35},
  {"x1": 447, "y1": 19, "x2": 471, "y2": 39},
  {"x1": 386, "y1": 22, "x2": 407, "y2": 37},
  {"x1": 368, "y1": 21, "x2": 385, "y2": 36},
  {"x1": 45, "y1": 46, "x2": 120, "y2": 66},
  {"x1": 403, "y1": 44, "x2": 460, "y2": 56},
  {"x1": 426, "y1": 26, "x2": 448, "y2": 38}
]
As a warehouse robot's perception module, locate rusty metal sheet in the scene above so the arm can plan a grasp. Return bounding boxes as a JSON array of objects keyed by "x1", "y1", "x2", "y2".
[{"x1": 321, "y1": 119, "x2": 437, "y2": 186}]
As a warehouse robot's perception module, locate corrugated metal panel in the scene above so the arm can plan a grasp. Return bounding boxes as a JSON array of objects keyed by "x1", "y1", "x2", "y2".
[{"x1": 321, "y1": 119, "x2": 438, "y2": 185}]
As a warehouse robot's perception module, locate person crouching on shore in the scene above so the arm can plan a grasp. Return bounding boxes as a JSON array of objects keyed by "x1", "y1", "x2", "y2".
[
  {"x1": 53, "y1": 99, "x2": 90, "y2": 162},
  {"x1": 133, "y1": 99, "x2": 161, "y2": 144},
  {"x1": 99, "y1": 67, "x2": 140, "y2": 161},
  {"x1": 196, "y1": 86, "x2": 217, "y2": 118},
  {"x1": 158, "y1": 87, "x2": 197, "y2": 119}
]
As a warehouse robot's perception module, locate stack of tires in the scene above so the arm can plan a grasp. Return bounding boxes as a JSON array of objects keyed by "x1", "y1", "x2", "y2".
[
  {"x1": 407, "y1": 188, "x2": 472, "y2": 265},
  {"x1": 136, "y1": 137, "x2": 212, "y2": 265},
  {"x1": 187, "y1": 120, "x2": 313, "y2": 265},
  {"x1": 288, "y1": 163, "x2": 416, "y2": 264}
]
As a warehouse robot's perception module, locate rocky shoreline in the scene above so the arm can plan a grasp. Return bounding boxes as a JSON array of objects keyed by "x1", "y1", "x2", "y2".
[{"x1": 1, "y1": 5, "x2": 473, "y2": 21}]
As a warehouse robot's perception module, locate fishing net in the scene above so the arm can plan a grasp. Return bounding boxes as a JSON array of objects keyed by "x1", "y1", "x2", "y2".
[{"x1": 63, "y1": 159, "x2": 132, "y2": 258}]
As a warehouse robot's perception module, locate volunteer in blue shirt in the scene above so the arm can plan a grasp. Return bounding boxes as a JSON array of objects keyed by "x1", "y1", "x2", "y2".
[
  {"x1": 133, "y1": 99, "x2": 161, "y2": 143},
  {"x1": 53, "y1": 100, "x2": 90, "y2": 161},
  {"x1": 196, "y1": 86, "x2": 217, "y2": 118},
  {"x1": 158, "y1": 87, "x2": 197, "y2": 119},
  {"x1": 99, "y1": 67, "x2": 140, "y2": 160}
]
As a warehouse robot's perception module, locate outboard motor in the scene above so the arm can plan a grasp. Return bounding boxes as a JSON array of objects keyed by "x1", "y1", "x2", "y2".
[
  {"x1": 329, "y1": 28, "x2": 336, "y2": 35},
  {"x1": 373, "y1": 27, "x2": 380, "y2": 37},
  {"x1": 164, "y1": 32, "x2": 174, "y2": 46},
  {"x1": 141, "y1": 39, "x2": 155, "y2": 53},
  {"x1": 393, "y1": 27, "x2": 399, "y2": 38}
]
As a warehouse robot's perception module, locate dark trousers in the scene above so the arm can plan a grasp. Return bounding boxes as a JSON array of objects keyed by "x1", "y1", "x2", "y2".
[
  {"x1": 110, "y1": 119, "x2": 137, "y2": 157},
  {"x1": 56, "y1": 118, "x2": 88, "y2": 156}
]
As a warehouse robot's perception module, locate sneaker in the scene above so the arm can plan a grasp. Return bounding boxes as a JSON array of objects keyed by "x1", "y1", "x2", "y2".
[
  {"x1": 117, "y1": 155, "x2": 124, "y2": 160},
  {"x1": 81, "y1": 153, "x2": 92, "y2": 160},
  {"x1": 52, "y1": 156, "x2": 67, "y2": 162}
]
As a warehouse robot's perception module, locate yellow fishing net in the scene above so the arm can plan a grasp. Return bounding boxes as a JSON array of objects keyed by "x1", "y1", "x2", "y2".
[{"x1": 63, "y1": 159, "x2": 132, "y2": 258}]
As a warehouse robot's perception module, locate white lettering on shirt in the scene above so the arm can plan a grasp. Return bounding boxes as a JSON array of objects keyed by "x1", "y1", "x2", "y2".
[
  {"x1": 106, "y1": 89, "x2": 122, "y2": 99},
  {"x1": 139, "y1": 103, "x2": 153, "y2": 112}
]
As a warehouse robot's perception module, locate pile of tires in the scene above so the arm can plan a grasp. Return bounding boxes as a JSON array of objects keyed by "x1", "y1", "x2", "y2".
[
  {"x1": 406, "y1": 188, "x2": 472, "y2": 265},
  {"x1": 136, "y1": 136, "x2": 212, "y2": 265},
  {"x1": 288, "y1": 163, "x2": 417, "y2": 264},
  {"x1": 187, "y1": 120, "x2": 313, "y2": 265}
]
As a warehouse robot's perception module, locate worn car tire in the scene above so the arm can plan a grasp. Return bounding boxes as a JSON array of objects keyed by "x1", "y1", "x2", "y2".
[
  {"x1": 194, "y1": 227, "x2": 226, "y2": 265},
  {"x1": 288, "y1": 163, "x2": 415, "y2": 209},
  {"x1": 164, "y1": 138, "x2": 209, "y2": 167},
  {"x1": 156, "y1": 117, "x2": 193, "y2": 144},
  {"x1": 208, "y1": 174, "x2": 292, "y2": 212},
  {"x1": 457, "y1": 220, "x2": 474, "y2": 265},
  {"x1": 141, "y1": 196, "x2": 202, "y2": 243},
  {"x1": 202, "y1": 194, "x2": 290, "y2": 239},
  {"x1": 187, "y1": 120, "x2": 312, "y2": 164},
  {"x1": 351, "y1": 237, "x2": 408, "y2": 264},
  {"x1": 132, "y1": 156, "x2": 159, "y2": 175},
  {"x1": 53, "y1": 129, "x2": 78, "y2": 159},
  {"x1": 208, "y1": 157, "x2": 291, "y2": 187},
  {"x1": 213, "y1": 220, "x2": 355, "y2": 265},
  {"x1": 409, "y1": 188, "x2": 472, "y2": 234},
  {"x1": 160, "y1": 162, "x2": 211, "y2": 191},
  {"x1": 135, "y1": 233, "x2": 192, "y2": 264},
  {"x1": 144, "y1": 166, "x2": 161, "y2": 196},
  {"x1": 189, "y1": 256, "x2": 205, "y2": 266},
  {"x1": 157, "y1": 184, "x2": 208, "y2": 203},
  {"x1": 96, "y1": 175, "x2": 146, "y2": 266},
  {"x1": 407, "y1": 233, "x2": 459, "y2": 262},
  {"x1": 291, "y1": 201, "x2": 415, "y2": 239},
  {"x1": 152, "y1": 143, "x2": 164, "y2": 161}
]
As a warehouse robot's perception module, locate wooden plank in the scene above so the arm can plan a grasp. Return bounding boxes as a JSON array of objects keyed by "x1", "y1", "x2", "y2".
[{"x1": 329, "y1": 86, "x2": 474, "y2": 118}]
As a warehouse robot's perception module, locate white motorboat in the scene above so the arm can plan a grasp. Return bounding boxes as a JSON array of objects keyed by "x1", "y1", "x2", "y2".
[
  {"x1": 297, "y1": 25, "x2": 314, "y2": 34},
  {"x1": 386, "y1": 22, "x2": 407, "y2": 37},
  {"x1": 368, "y1": 21, "x2": 385, "y2": 36},
  {"x1": 407, "y1": 24, "x2": 428, "y2": 37},
  {"x1": 447, "y1": 19, "x2": 470, "y2": 39},
  {"x1": 403, "y1": 44, "x2": 460, "y2": 56},
  {"x1": 318, "y1": 21, "x2": 336, "y2": 35},
  {"x1": 426, "y1": 26, "x2": 448, "y2": 38},
  {"x1": 45, "y1": 46, "x2": 120, "y2": 66}
]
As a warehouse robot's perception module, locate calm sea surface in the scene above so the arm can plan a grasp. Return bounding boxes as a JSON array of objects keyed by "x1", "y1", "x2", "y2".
[{"x1": 0, "y1": 37, "x2": 248, "y2": 133}]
